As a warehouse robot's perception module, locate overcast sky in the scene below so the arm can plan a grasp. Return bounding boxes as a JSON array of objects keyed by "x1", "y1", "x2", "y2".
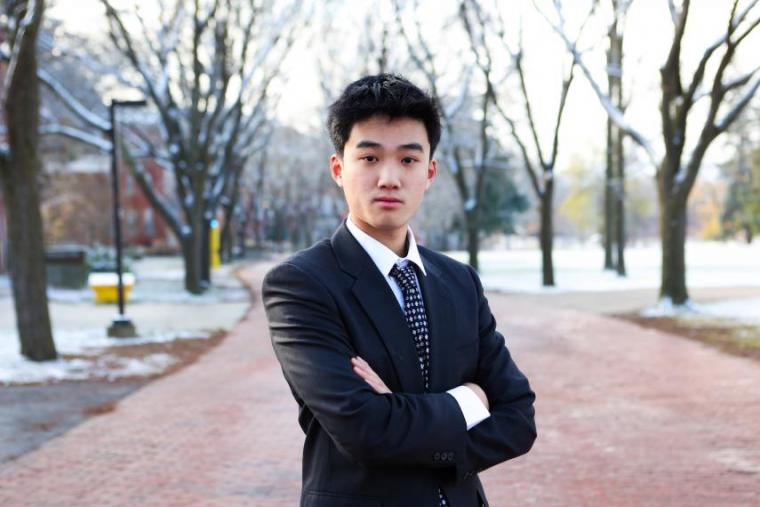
[{"x1": 49, "y1": 0, "x2": 759, "y2": 179}]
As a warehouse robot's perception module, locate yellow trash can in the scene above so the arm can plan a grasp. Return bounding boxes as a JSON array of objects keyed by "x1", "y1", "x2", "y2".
[
  {"x1": 210, "y1": 220, "x2": 221, "y2": 269},
  {"x1": 88, "y1": 272, "x2": 136, "y2": 304}
]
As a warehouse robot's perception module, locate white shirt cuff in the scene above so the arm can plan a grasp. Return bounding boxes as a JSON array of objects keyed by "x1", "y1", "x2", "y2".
[{"x1": 447, "y1": 385, "x2": 491, "y2": 430}]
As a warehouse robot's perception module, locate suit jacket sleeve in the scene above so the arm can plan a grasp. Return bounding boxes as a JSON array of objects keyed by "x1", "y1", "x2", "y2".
[
  {"x1": 456, "y1": 265, "x2": 537, "y2": 479},
  {"x1": 263, "y1": 261, "x2": 469, "y2": 468}
]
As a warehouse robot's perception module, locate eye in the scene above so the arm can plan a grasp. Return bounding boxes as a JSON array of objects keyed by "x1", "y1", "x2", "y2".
[
  {"x1": 401, "y1": 157, "x2": 418, "y2": 164},
  {"x1": 361, "y1": 155, "x2": 378, "y2": 162}
]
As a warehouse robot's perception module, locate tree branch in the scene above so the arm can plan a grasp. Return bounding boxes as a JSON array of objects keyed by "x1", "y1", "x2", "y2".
[
  {"x1": 37, "y1": 68, "x2": 111, "y2": 132},
  {"x1": 39, "y1": 124, "x2": 112, "y2": 151},
  {"x1": 550, "y1": 62, "x2": 576, "y2": 167},
  {"x1": 540, "y1": 6, "x2": 658, "y2": 167}
]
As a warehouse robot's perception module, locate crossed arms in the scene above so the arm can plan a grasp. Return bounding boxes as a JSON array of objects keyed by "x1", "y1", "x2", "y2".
[{"x1": 262, "y1": 261, "x2": 536, "y2": 478}]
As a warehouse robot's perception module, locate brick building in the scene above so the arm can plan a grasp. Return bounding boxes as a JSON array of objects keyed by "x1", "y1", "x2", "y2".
[
  {"x1": 43, "y1": 153, "x2": 178, "y2": 253},
  {"x1": 119, "y1": 157, "x2": 177, "y2": 251}
]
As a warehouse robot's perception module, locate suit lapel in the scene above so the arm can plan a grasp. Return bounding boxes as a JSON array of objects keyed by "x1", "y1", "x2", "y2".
[
  {"x1": 331, "y1": 223, "x2": 425, "y2": 393},
  {"x1": 417, "y1": 254, "x2": 456, "y2": 392}
]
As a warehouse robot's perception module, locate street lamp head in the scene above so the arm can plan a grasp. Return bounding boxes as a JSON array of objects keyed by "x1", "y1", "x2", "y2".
[{"x1": 111, "y1": 99, "x2": 148, "y2": 108}]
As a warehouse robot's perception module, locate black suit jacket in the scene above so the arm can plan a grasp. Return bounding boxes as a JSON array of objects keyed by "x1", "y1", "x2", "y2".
[{"x1": 262, "y1": 222, "x2": 536, "y2": 507}]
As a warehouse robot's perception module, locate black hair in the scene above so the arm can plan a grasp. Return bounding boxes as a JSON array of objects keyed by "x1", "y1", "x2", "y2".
[{"x1": 327, "y1": 73, "x2": 442, "y2": 159}]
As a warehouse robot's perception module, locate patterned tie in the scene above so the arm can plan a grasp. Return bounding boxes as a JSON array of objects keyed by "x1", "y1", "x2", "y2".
[
  {"x1": 389, "y1": 263, "x2": 448, "y2": 507},
  {"x1": 389, "y1": 263, "x2": 431, "y2": 389}
]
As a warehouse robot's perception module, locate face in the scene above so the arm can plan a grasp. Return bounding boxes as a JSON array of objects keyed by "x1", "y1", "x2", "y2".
[{"x1": 330, "y1": 115, "x2": 437, "y2": 245}]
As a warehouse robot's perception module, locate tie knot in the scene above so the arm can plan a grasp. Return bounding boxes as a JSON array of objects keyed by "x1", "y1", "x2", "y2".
[{"x1": 389, "y1": 263, "x2": 418, "y2": 290}]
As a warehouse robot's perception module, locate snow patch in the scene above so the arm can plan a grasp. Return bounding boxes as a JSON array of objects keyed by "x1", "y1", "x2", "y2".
[
  {"x1": 641, "y1": 297, "x2": 700, "y2": 317},
  {"x1": 466, "y1": 241, "x2": 760, "y2": 294},
  {"x1": 0, "y1": 353, "x2": 176, "y2": 385},
  {"x1": 0, "y1": 328, "x2": 212, "y2": 385},
  {"x1": 699, "y1": 297, "x2": 760, "y2": 324}
]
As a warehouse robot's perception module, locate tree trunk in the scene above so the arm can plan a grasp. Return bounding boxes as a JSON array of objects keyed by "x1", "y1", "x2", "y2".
[
  {"x1": 659, "y1": 183, "x2": 689, "y2": 305},
  {"x1": 1, "y1": 0, "x2": 57, "y2": 361},
  {"x1": 604, "y1": 41, "x2": 615, "y2": 270},
  {"x1": 180, "y1": 237, "x2": 200, "y2": 294},
  {"x1": 1, "y1": 166, "x2": 57, "y2": 360},
  {"x1": 220, "y1": 195, "x2": 236, "y2": 263},
  {"x1": 606, "y1": 9, "x2": 627, "y2": 275},
  {"x1": 612, "y1": 15, "x2": 626, "y2": 276},
  {"x1": 220, "y1": 215, "x2": 233, "y2": 263},
  {"x1": 465, "y1": 209, "x2": 480, "y2": 272},
  {"x1": 614, "y1": 127, "x2": 627, "y2": 276},
  {"x1": 182, "y1": 207, "x2": 205, "y2": 294},
  {"x1": 540, "y1": 184, "x2": 555, "y2": 286},
  {"x1": 604, "y1": 115, "x2": 615, "y2": 270},
  {"x1": 238, "y1": 196, "x2": 252, "y2": 256},
  {"x1": 200, "y1": 215, "x2": 211, "y2": 288}
]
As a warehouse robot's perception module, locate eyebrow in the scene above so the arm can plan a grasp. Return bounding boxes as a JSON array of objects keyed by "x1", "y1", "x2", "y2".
[
  {"x1": 355, "y1": 140, "x2": 424, "y2": 152},
  {"x1": 399, "y1": 142, "x2": 424, "y2": 152}
]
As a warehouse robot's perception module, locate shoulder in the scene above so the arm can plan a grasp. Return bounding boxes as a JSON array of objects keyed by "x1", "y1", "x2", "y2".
[
  {"x1": 262, "y1": 239, "x2": 337, "y2": 291},
  {"x1": 418, "y1": 245, "x2": 479, "y2": 286}
]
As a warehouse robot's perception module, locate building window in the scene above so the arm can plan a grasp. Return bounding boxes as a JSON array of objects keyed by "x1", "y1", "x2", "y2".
[
  {"x1": 125, "y1": 174, "x2": 135, "y2": 195},
  {"x1": 144, "y1": 208, "x2": 155, "y2": 236},
  {"x1": 125, "y1": 209, "x2": 137, "y2": 236}
]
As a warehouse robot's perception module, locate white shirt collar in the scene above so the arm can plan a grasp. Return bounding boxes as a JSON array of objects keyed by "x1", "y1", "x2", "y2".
[{"x1": 345, "y1": 216, "x2": 427, "y2": 277}]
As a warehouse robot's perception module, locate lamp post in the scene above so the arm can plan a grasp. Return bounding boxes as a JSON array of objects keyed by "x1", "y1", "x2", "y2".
[{"x1": 107, "y1": 98, "x2": 147, "y2": 338}]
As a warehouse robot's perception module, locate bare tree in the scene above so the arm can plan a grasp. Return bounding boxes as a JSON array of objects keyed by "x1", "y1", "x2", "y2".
[
  {"x1": 100, "y1": 0, "x2": 300, "y2": 293},
  {"x1": 0, "y1": 0, "x2": 57, "y2": 360},
  {"x1": 547, "y1": 0, "x2": 760, "y2": 305},
  {"x1": 361, "y1": 12, "x2": 390, "y2": 76},
  {"x1": 720, "y1": 105, "x2": 760, "y2": 243},
  {"x1": 218, "y1": 110, "x2": 272, "y2": 262},
  {"x1": 604, "y1": 0, "x2": 632, "y2": 275},
  {"x1": 461, "y1": 0, "x2": 593, "y2": 285},
  {"x1": 394, "y1": 0, "x2": 500, "y2": 271}
]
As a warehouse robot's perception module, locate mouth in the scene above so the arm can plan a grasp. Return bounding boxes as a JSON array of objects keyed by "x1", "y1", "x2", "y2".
[{"x1": 374, "y1": 197, "x2": 403, "y2": 204}]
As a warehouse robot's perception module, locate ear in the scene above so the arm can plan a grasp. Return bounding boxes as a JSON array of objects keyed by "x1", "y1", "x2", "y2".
[
  {"x1": 330, "y1": 154, "x2": 343, "y2": 187},
  {"x1": 425, "y1": 158, "x2": 437, "y2": 190}
]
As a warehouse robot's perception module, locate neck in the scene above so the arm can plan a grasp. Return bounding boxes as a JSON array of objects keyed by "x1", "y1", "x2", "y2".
[
  {"x1": 350, "y1": 216, "x2": 408, "y2": 257},
  {"x1": 383, "y1": 231, "x2": 408, "y2": 257}
]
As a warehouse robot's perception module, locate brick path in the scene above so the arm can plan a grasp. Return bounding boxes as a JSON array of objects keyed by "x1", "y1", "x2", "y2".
[{"x1": 1, "y1": 262, "x2": 758, "y2": 506}]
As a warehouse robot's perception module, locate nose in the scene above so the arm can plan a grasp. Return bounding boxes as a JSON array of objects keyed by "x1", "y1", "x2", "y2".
[{"x1": 377, "y1": 161, "x2": 401, "y2": 189}]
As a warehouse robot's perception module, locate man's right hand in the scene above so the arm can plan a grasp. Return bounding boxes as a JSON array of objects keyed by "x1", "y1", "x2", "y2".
[
  {"x1": 463, "y1": 382, "x2": 489, "y2": 411},
  {"x1": 352, "y1": 356, "x2": 391, "y2": 394}
]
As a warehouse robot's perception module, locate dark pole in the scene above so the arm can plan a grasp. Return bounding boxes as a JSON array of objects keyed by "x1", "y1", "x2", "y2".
[{"x1": 107, "y1": 98, "x2": 147, "y2": 338}]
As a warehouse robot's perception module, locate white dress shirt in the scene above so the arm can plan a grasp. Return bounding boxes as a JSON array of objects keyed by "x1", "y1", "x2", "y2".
[{"x1": 346, "y1": 216, "x2": 490, "y2": 430}]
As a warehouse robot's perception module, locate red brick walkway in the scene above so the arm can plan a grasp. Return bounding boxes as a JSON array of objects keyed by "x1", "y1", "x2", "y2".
[{"x1": 1, "y1": 263, "x2": 758, "y2": 506}]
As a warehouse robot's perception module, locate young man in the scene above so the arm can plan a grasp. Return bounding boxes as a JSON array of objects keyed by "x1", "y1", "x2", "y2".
[{"x1": 262, "y1": 74, "x2": 536, "y2": 507}]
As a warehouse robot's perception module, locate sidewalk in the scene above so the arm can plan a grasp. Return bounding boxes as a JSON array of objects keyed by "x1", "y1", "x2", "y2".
[
  {"x1": 0, "y1": 256, "x2": 251, "y2": 384},
  {"x1": 1, "y1": 261, "x2": 758, "y2": 506},
  {"x1": 0, "y1": 256, "x2": 249, "y2": 337}
]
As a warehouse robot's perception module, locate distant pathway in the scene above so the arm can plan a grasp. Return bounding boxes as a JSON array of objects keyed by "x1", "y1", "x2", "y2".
[{"x1": 1, "y1": 262, "x2": 758, "y2": 506}]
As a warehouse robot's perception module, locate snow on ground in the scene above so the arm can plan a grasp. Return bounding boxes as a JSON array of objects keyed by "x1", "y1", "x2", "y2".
[
  {"x1": 0, "y1": 326, "x2": 215, "y2": 386},
  {"x1": 639, "y1": 295, "x2": 759, "y2": 325},
  {"x1": 446, "y1": 240, "x2": 759, "y2": 323},
  {"x1": 697, "y1": 298, "x2": 760, "y2": 324},
  {"x1": 0, "y1": 256, "x2": 247, "y2": 385},
  {"x1": 447, "y1": 240, "x2": 760, "y2": 294}
]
